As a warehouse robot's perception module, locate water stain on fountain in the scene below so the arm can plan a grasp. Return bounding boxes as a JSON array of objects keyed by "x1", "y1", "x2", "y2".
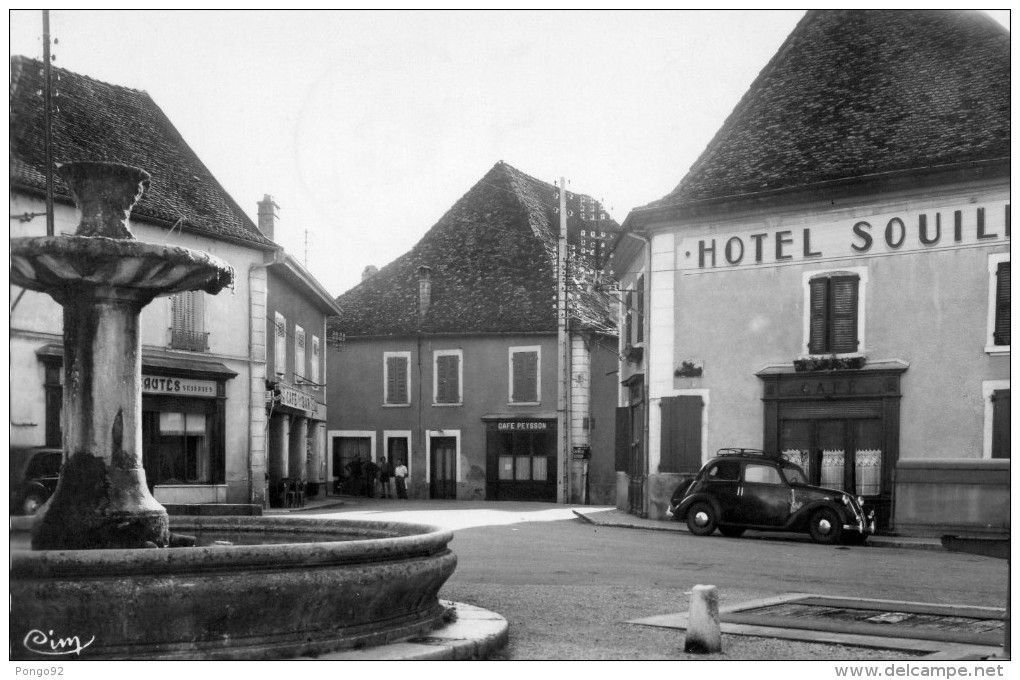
[{"x1": 10, "y1": 161, "x2": 458, "y2": 660}]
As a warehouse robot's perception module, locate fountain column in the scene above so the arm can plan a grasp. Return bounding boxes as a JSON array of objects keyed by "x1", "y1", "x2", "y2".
[{"x1": 10, "y1": 161, "x2": 234, "y2": 550}]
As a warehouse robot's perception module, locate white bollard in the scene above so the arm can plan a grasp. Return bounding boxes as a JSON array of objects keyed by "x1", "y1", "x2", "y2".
[{"x1": 684, "y1": 584, "x2": 721, "y2": 654}]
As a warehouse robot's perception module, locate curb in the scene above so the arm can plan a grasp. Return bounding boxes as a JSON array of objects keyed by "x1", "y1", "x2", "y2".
[
  {"x1": 572, "y1": 510, "x2": 945, "y2": 552},
  {"x1": 312, "y1": 601, "x2": 509, "y2": 660}
]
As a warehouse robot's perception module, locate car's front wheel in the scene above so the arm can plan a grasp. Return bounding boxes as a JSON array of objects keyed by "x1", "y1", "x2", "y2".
[
  {"x1": 808, "y1": 507, "x2": 843, "y2": 545},
  {"x1": 22, "y1": 492, "x2": 46, "y2": 516},
  {"x1": 686, "y1": 502, "x2": 718, "y2": 536}
]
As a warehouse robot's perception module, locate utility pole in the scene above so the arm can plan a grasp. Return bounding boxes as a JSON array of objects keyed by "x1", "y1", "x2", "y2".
[
  {"x1": 42, "y1": 10, "x2": 55, "y2": 236},
  {"x1": 556, "y1": 179, "x2": 570, "y2": 504}
]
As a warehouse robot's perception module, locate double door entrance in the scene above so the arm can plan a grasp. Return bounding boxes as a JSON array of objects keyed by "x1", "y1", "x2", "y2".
[
  {"x1": 760, "y1": 366, "x2": 905, "y2": 531},
  {"x1": 430, "y1": 437, "x2": 457, "y2": 499}
]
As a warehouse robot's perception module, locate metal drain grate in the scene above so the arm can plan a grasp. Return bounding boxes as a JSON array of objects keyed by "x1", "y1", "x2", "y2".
[{"x1": 728, "y1": 597, "x2": 1004, "y2": 647}]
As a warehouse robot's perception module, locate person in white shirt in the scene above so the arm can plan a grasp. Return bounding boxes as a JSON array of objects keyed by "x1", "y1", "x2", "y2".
[{"x1": 394, "y1": 460, "x2": 409, "y2": 499}]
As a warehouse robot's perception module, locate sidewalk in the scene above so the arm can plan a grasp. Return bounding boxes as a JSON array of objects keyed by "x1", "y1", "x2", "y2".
[{"x1": 571, "y1": 507, "x2": 946, "y2": 551}]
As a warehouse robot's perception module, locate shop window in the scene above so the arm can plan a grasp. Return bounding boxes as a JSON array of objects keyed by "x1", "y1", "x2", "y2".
[
  {"x1": 153, "y1": 412, "x2": 211, "y2": 483},
  {"x1": 294, "y1": 325, "x2": 305, "y2": 383},
  {"x1": 274, "y1": 312, "x2": 287, "y2": 376},
  {"x1": 497, "y1": 431, "x2": 550, "y2": 482},
  {"x1": 986, "y1": 255, "x2": 1009, "y2": 353},
  {"x1": 310, "y1": 335, "x2": 321, "y2": 390},
  {"x1": 169, "y1": 291, "x2": 207, "y2": 352},
  {"x1": 510, "y1": 346, "x2": 540, "y2": 403},
  {"x1": 384, "y1": 352, "x2": 410, "y2": 405},
  {"x1": 434, "y1": 350, "x2": 462, "y2": 405},
  {"x1": 803, "y1": 269, "x2": 865, "y2": 355}
]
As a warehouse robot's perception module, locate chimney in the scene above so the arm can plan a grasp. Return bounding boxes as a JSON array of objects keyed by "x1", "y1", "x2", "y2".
[
  {"x1": 257, "y1": 194, "x2": 279, "y2": 241},
  {"x1": 417, "y1": 265, "x2": 432, "y2": 324},
  {"x1": 362, "y1": 265, "x2": 379, "y2": 281}
]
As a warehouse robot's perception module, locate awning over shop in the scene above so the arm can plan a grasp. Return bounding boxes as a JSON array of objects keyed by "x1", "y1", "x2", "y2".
[{"x1": 35, "y1": 343, "x2": 238, "y2": 380}]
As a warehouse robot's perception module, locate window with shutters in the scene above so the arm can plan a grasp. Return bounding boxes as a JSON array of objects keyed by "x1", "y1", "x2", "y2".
[
  {"x1": 310, "y1": 335, "x2": 321, "y2": 390},
  {"x1": 802, "y1": 268, "x2": 867, "y2": 356},
  {"x1": 383, "y1": 351, "x2": 411, "y2": 406},
  {"x1": 273, "y1": 312, "x2": 287, "y2": 377},
  {"x1": 509, "y1": 346, "x2": 541, "y2": 404},
  {"x1": 294, "y1": 326, "x2": 305, "y2": 383},
  {"x1": 986, "y1": 254, "x2": 1010, "y2": 354},
  {"x1": 169, "y1": 291, "x2": 208, "y2": 352},
  {"x1": 433, "y1": 349, "x2": 462, "y2": 405}
]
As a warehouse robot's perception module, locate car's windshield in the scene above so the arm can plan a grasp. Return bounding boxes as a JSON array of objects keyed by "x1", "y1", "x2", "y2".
[{"x1": 782, "y1": 465, "x2": 809, "y2": 485}]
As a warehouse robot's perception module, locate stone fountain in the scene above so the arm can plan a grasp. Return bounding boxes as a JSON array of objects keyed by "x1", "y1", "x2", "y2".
[{"x1": 9, "y1": 162, "x2": 457, "y2": 660}]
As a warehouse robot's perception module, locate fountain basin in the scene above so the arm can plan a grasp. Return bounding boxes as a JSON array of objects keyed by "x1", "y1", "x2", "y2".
[
  {"x1": 10, "y1": 236, "x2": 234, "y2": 299},
  {"x1": 10, "y1": 516, "x2": 457, "y2": 660}
]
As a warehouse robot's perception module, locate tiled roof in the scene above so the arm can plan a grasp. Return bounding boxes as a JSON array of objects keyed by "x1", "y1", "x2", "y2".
[
  {"x1": 9, "y1": 56, "x2": 275, "y2": 249},
  {"x1": 650, "y1": 10, "x2": 1009, "y2": 207},
  {"x1": 333, "y1": 162, "x2": 620, "y2": 337}
]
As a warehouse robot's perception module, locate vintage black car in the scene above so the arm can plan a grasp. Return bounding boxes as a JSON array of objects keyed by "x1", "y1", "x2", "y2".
[
  {"x1": 666, "y1": 448, "x2": 874, "y2": 545},
  {"x1": 10, "y1": 446, "x2": 62, "y2": 515}
]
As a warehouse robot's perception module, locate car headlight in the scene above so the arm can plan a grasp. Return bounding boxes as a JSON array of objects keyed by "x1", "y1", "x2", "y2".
[{"x1": 857, "y1": 496, "x2": 865, "y2": 507}]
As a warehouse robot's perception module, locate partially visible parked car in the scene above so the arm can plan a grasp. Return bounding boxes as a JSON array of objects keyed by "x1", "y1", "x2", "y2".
[
  {"x1": 666, "y1": 448, "x2": 874, "y2": 545},
  {"x1": 10, "y1": 446, "x2": 62, "y2": 515}
]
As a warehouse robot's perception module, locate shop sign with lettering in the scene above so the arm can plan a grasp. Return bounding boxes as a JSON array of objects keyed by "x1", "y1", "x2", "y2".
[
  {"x1": 279, "y1": 385, "x2": 318, "y2": 414},
  {"x1": 497, "y1": 421, "x2": 550, "y2": 431},
  {"x1": 678, "y1": 201, "x2": 1010, "y2": 272},
  {"x1": 142, "y1": 375, "x2": 217, "y2": 398}
]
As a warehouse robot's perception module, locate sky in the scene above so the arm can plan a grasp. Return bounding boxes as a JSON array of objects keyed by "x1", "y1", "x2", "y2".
[{"x1": 9, "y1": 9, "x2": 1011, "y2": 298}]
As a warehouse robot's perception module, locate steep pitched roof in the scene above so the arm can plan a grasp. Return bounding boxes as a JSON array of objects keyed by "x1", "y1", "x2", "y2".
[
  {"x1": 334, "y1": 162, "x2": 619, "y2": 337},
  {"x1": 650, "y1": 10, "x2": 1009, "y2": 207},
  {"x1": 9, "y1": 56, "x2": 275, "y2": 249}
]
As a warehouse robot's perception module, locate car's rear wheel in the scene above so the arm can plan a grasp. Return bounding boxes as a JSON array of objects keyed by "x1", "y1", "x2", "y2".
[
  {"x1": 686, "y1": 502, "x2": 718, "y2": 536},
  {"x1": 22, "y1": 492, "x2": 46, "y2": 516},
  {"x1": 808, "y1": 507, "x2": 843, "y2": 545},
  {"x1": 718, "y1": 526, "x2": 746, "y2": 538}
]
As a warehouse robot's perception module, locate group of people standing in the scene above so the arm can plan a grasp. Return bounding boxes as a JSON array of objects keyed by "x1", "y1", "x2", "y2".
[{"x1": 344, "y1": 454, "x2": 408, "y2": 499}]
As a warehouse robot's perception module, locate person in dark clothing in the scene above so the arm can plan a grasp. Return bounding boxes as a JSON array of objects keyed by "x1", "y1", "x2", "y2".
[
  {"x1": 345, "y1": 454, "x2": 363, "y2": 496},
  {"x1": 363, "y1": 458, "x2": 380, "y2": 498},
  {"x1": 378, "y1": 457, "x2": 393, "y2": 498}
]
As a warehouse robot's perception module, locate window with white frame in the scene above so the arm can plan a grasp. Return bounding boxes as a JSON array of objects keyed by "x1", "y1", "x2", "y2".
[
  {"x1": 802, "y1": 267, "x2": 867, "y2": 356},
  {"x1": 986, "y1": 254, "x2": 1010, "y2": 354},
  {"x1": 274, "y1": 312, "x2": 287, "y2": 376},
  {"x1": 509, "y1": 346, "x2": 540, "y2": 404},
  {"x1": 434, "y1": 349, "x2": 462, "y2": 405},
  {"x1": 311, "y1": 335, "x2": 321, "y2": 389},
  {"x1": 384, "y1": 351, "x2": 411, "y2": 405},
  {"x1": 294, "y1": 325, "x2": 305, "y2": 383}
]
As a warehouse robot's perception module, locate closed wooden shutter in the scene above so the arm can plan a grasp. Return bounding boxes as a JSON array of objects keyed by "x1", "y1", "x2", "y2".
[
  {"x1": 994, "y1": 261, "x2": 1010, "y2": 346},
  {"x1": 808, "y1": 275, "x2": 858, "y2": 353},
  {"x1": 659, "y1": 395, "x2": 703, "y2": 473},
  {"x1": 625, "y1": 291, "x2": 634, "y2": 345},
  {"x1": 615, "y1": 406, "x2": 631, "y2": 472},
  {"x1": 830, "y1": 275, "x2": 859, "y2": 353},
  {"x1": 991, "y1": 389, "x2": 1010, "y2": 459},
  {"x1": 387, "y1": 356, "x2": 407, "y2": 404},
  {"x1": 808, "y1": 278, "x2": 829, "y2": 353},
  {"x1": 635, "y1": 275, "x2": 645, "y2": 344},
  {"x1": 512, "y1": 351, "x2": 537, "y2": 402},
  {"x1": 436, "y1": 354, "x2": 459, "y2": 403}
]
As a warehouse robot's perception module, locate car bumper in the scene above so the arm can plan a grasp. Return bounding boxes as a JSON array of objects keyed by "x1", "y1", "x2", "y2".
[{"x1": 844, "y1": 510, "x2": 876, "y2": 535}]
